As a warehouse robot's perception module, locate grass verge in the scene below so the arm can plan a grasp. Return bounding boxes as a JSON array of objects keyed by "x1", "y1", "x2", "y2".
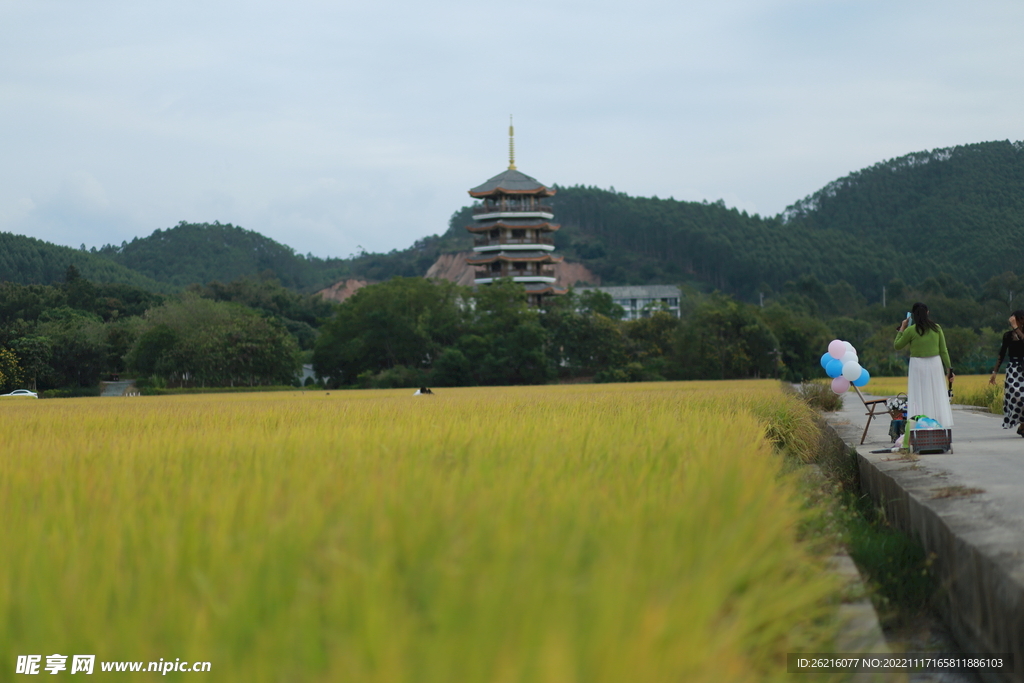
[{"x1": 802, "y1": 414, "x2": 939, "y2": 632}]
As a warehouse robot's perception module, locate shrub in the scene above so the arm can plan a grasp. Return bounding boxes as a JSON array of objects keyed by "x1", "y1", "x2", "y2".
[
  {"x1": 38, "y1": 386, "x2": 101, "y2": 399},
  {"x1": 796, "y1": 380, "x2": 844, "y2": 412}
]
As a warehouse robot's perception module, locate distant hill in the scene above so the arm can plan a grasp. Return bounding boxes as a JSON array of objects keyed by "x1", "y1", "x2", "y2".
[
  {"x1": 94, "y1": 222, "x2": 343, "y2": 291},
  {"x1": 93, "y1": 221, "x2": 457, "y2": 293},
  {"x1": 3, "y1": 141, "x2": 1023, "y2": 300},
  {"x1": 781, "y1": 140, "x2": 1024, "y2": 294},
  {"x1": 544, "y1": 141, "x2": 1024, "y2": 298},
  {"x1": 0, "y1": 232, "x2": 166, "y2": 290}
]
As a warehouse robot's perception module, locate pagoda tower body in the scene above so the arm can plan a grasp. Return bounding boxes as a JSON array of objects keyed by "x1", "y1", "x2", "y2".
[{"x1": 465, "y1": 122, "x2": 567, "y2": 306}]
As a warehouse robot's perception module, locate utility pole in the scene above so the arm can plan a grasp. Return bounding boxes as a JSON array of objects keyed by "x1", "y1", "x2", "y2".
[{"x1": 882, "y1": 286, "x2": 886, "y2": 308}]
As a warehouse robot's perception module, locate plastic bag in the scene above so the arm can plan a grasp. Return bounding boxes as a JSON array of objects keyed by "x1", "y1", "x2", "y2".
[{"x1": 911, "y1": 415, "x2": 943, "y2": 429}]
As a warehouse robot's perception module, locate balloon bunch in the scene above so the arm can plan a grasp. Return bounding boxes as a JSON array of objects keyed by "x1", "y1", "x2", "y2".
[{"x1": 820, "y1": 339, "x2": 870, "y2": 394}]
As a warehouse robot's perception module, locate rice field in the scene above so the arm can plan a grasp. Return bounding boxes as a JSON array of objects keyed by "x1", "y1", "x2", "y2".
[
  {"x1": 1, "y1": 382, "x2": 842, "y2": 682},
  {"x1": 860, "y1": 374, "x2": 1004, "y2": 413}
]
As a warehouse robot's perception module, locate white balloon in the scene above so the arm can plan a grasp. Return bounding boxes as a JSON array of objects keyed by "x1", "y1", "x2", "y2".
[
  {"x1": 842, "y1": 350, "x2": 858, "y2": 364},
  {"x1": 842, "y1": 360, "x2": 862, "y2": 381},
  {"x1": 844, "y1": 341, "x2": 856, "y2": 354}
]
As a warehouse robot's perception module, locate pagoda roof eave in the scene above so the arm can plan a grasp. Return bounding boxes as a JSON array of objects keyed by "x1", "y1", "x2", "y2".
[
  {"x1": 468, "y1": 169, "x2": 556, "y2": 197},
  {"x1": 466, "y1": 221, "x2": 560, "y2": 233},
  {"x1": 466, "y1": 252, "x2": 564, "y2": 265},
  {"x1": 523, "y1": 283, "x2": 569, "y2": 295},
  {"x1": 469, "y1": 187, "x2": 557, "y2": 198}
]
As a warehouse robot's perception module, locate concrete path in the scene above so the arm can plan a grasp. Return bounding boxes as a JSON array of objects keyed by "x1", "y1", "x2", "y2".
[{"x1": 826, "y1": 394, "x2": 1024, "y2": 683}]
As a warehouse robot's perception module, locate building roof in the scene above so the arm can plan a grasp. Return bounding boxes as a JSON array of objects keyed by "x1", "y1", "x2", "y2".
[
  {"x1": 466, "y1": 251, "x2": 563, "y2": 265},
  {"x1": 467, "y1": 220, "x2": 560, "y2": 233},
  {"x1": 468, "y1": 169, "x2": 556, "y2": 197},
  {"x1": 575, "y1": 285, "x2": 682, "y2": 299},
  {"x1": 523, "y1": 283, "x2": 569, "y2": 295}
]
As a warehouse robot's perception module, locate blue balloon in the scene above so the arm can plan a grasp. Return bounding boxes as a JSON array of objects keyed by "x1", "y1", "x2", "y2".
[
  {"x1": 825, "y1": 358, "x2": 844, "y2": 378},
  {"x1": 852, "y1": 367, "x2": 870, "y2": 387},
  {"x1": 820, "y1": 352, "x2": 832, "y2": 369}
]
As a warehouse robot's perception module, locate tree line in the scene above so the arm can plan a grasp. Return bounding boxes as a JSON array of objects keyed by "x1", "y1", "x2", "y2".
[
  {"x1": 0, "y1": 267, "x2": 329, "y2": 394},
  {"x1": 1, "y1": 264, "x2": 1022, "y2": 395},
  {"x1": 0, "y1": 266, "x2": 1019, "y2": 395},
  {"x1": 310, "y1": 270, "x2": 1022, "y2": 388}
]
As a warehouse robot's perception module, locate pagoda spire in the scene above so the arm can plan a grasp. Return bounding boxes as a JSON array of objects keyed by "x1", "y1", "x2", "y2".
[{"x1": 508, "y1": 115, "x2": 516, "y2": 170}]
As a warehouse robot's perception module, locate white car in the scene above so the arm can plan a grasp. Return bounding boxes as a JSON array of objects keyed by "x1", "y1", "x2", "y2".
[{"x1": 1, "y1": 389, "x2": 38, "y2": 398}]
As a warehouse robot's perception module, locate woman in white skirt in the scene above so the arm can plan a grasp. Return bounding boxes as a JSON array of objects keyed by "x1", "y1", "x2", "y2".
[
  {"x1": 895, "y1": 302, "x2": 954, "y2": 429},
  {"x1": 989, "y1": 310, "x2": 1024, "y2": 435}
]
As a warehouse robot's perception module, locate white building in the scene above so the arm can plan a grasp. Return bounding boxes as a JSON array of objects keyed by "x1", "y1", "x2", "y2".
[{"x1": 575, "y1": 285, "x2": 682, "y2": 321}]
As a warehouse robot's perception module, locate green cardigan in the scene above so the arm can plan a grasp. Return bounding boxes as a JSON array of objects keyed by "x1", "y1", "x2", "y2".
[{"x1": 894, "y1": 324, "x2": 951, "y2": 370}]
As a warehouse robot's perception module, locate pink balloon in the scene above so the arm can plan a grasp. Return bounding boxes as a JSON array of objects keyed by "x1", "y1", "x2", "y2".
[
  {"x1": 828, "y1": 339, "x2": 846, "y2": 359},
  {"x1": 831, "y1": 377, "x2": 851, "y2": 394}
]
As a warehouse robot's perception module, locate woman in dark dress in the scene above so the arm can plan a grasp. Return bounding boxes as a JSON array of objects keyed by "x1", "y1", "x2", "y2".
[{"x1": 989, "y1": 309, "x2": 1024, "y2": 435}]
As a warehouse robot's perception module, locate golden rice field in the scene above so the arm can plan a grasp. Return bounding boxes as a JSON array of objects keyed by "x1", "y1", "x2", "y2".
[
  {"x1": 860, "y1": 374, "x2": 1004, "y2": 413},
  {"x1": 1, "y1": 381, "x2": 842, "y2": 682}
]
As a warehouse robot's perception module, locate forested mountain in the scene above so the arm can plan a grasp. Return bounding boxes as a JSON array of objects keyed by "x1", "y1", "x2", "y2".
[
  {"x1": 781, "y1": 141, "x2": 1024, "y2": 293},
  {"x1": 95, "y1": 222, "x2": 345, "y2": 291},
  {"x1": 0, "y1": 232, "x2": 166, "y2": 291},
  {"x1": 3, "y1": 141, "x2": 1023, "y2": 301},
  {"x1": 541, "y1": 141, "x2": 1024, "y2": 298},
  {"x1": 92, "y1": 221, "x2": 456, "y2": 293}
]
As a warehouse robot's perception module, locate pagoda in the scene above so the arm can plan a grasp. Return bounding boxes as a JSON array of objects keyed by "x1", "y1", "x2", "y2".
[{"x1": 465, "y1": 120, "x2": 567, "y2": 306}]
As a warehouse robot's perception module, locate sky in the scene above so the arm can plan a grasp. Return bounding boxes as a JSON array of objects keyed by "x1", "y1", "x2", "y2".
[{"x1": 1, "y1": 0, "x2": 1022, "y2": 260}]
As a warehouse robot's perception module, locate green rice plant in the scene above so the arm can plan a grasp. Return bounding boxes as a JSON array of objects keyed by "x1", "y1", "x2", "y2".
[
  {"x1": 954, "y1": 382, "x2": 1004, "y2": 414},
  {"x1": 868, "y1": 373, "x2": 992, "y2": 399},
  {"x1": 0, "y1": 382, "x2": 842, "y2": 682},
  {"x1": 863, "y1": 374, "x2": 1004, "y2": 415}
]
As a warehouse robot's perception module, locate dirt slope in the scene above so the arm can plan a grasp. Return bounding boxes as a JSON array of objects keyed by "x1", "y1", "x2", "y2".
[{"x1": 426, "y1": 252, "x2": 600, "y2": 288}]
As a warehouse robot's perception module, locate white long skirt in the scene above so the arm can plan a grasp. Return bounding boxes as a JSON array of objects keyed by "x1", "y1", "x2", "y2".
[{"x1": 907, "y1": 355, "x2": 954, "y2": 428}]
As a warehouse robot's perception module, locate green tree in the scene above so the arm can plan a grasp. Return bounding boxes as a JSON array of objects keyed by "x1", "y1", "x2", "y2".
[
  {"x1": 190, "y1": 274, "x2": 336, "y2": 350},
  {"x1": 623, "y1": 311, "x2": 679, "y2": 360},
  {"x1": 9, "y1": 336, "x2": 51, "y2": 391},
  {"x1": 467, "y1": 280, "x2": 552, "y2": 385},
  {"x1": 129, "y1": 295, "x2": 300, "y2": 387},
  {"x1": 540, "y1": 292, "x2": 628, "y2": 379},
  {"x1": 64, "y1": 264, "x2": 99, "y2": 313},
  {"x1": 131, "y1": 324, "x2": 180, "y2": 378},
  {"x1": 560, "y1": 313, "x2": 629, "y2": 378},
  {"x1": 0, "y1": 348, "x2": 23, "y2": 390},
  {"x1": 759, "y1": 304, "x2": 834, "y2": 382},
  {"x1": 577, "y1": 289, "x2": 625, "y2": 320},
  {"x1": 313, "y1": 277, "x2": 467, "y2": 386},
  {"x1": 35, "y1": 308, "x2": 108, "y2": 388},
  {"x1": 981, "y1": 271, "x2": 1024, "y2": 311},
  {"x1": 670, "y1": 295, "x2": 779, "y2": 380},
  {"x1": 432, "y1": 348, "x2": 474, "y2": 387}
]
